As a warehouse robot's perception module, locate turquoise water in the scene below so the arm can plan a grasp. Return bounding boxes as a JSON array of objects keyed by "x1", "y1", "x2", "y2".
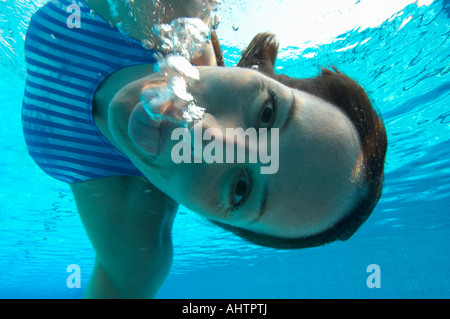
[{"x1": 0, "y1": 0, "x2": 449, "y2": 298}]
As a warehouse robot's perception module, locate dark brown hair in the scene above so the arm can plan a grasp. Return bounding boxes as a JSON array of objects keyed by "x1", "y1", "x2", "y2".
[{"x1": 210, "y1": 33, "x2": 388, "y2": 249}]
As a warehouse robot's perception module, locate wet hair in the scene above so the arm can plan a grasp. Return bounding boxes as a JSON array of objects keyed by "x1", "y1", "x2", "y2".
[{"x1": 210, "y1": 33, "x2": 388, "y2": 249}]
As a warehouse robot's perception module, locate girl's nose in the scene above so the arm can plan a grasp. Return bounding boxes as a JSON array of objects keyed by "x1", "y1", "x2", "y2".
[{"x1": 185, "y1": 114, "x2": 253, "y2": 164}]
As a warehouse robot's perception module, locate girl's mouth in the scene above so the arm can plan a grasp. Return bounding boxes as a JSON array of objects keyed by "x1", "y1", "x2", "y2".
[{"x1": 128, "y1": 102, "x2": 166, "y2": 157}]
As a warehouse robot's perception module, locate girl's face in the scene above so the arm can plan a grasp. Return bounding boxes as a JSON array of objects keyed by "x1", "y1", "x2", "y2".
[{"x1": 112, "y1": 67, "x2": 364, "y2": 238}]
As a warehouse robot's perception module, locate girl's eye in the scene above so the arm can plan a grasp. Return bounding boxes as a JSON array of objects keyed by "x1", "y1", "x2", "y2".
[
  {"x1": 229, "y1": 171, "x2": 250, "y2": 211},
  {"x1": 260, "y1": 104, "x2": 274, "y2": 125},
  {"x1": 233, "y1": 176, "x2": 247, "y2": 206},
  {"x1": 258, "y1": 92, "x2": 277, "y2": 129}
]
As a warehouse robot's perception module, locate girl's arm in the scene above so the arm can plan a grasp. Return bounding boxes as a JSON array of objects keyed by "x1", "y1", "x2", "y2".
[{"x1": 70, "y1": 175, "x2": 178, "y2": 298}]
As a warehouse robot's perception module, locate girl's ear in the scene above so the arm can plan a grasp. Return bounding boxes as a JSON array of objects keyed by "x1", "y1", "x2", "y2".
[{"x1": 237, "y1": 32, "x2": 279, "y2": 76}]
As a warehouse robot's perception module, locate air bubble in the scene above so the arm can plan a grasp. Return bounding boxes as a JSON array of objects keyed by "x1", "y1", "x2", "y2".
[
  {"x1": 139, "y1": 18, "x2": 210, "y2": 126},
  {"x1": 153, "y1": 18, "x2": 210, "y2": 61},
  {"x1": 107, "y1": 0, "x2": 119, "y2": 19},
  {"x1": 116, "y1": 22, "x2": 130, "y2": 36},
  {"x1": 211, "y1": 0, "x2": 222, "y2": 12},
  {"x1": 141, "y1": 38, "x2": 155, "y2": 50}
]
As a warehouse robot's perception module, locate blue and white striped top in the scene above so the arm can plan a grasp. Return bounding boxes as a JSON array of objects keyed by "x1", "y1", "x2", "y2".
[{"x1": 22, "y1": 0, "x2": 158, "y2": 183}]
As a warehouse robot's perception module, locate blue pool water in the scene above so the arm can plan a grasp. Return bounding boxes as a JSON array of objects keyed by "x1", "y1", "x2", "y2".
[{"x1": 0, "y1": 0, "x2": 449, "y2": 298}]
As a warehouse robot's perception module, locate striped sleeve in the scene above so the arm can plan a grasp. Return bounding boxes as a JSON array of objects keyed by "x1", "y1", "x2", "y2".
[{"x1": 22, "y1": 0, "x2": 157, "y2": 183}]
